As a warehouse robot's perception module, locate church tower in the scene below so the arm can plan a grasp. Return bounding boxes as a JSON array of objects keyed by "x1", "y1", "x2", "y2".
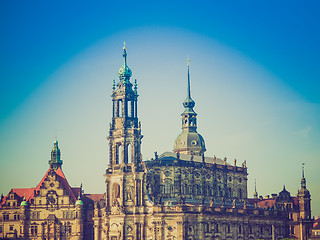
[
  {"x1": 104, "y1": 46, "x2": 145, "y2": 239},
  {"x1": 174, "y1": 59, "x2": 206, "y2": 156},
  {"x1": 296, "y1": 163, "x2": 313, "y2": 240},
  {"x1": 107, "y1": 44, "x2": 143, "y2": 172}
]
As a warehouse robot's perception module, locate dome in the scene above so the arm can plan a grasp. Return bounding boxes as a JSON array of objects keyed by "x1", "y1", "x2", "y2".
[
  {"x1": 20, "y1": 197, "x2": 28, "y2": 206},
  {"x1": 174, "y1": 131, "x2": 206, "y2": 156},
  {"x1": 76, "y1": 196, "x2": 83, "y2": 206},
  {"x1": 298, "y1": 188, "x2": 310, "y2": 198}
]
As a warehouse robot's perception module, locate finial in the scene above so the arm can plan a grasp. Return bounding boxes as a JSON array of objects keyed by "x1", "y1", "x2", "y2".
[
  {"x1": 134, "y1": 79, "x2": 137, "y2": 92},
  {"x1": 123, "y1": 42, "x2": 126, "y2": 50},
  {"x1": 302, "y1": 162, "x2": 305, "y2": 178},
  {"x1": 55, "y1": 129, "x2": 58, "y2": 141},
  {"x1": 187, "y1": 58, "x2": 191, "y2": 99}
]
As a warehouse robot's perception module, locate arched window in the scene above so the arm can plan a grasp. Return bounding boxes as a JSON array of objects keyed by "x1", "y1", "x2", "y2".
[
  {"x1": 127, "y1": 144, "x2": 132, "y2": 164},
  {"x1": 164, "y1": 179, "x2": 172, "y2": 194},
  {"x1": 204, "y1": 223, "x2": 210, "y2": 233},
  {"x1": 239, "y1": 225, "x2": 242, "y2": 234},
  {"x1": 227, "y1": 224, "x2": 231, "y2": 233},
  {"x1": 116, "y1": 144, "x2": 122, "y2": 164},
  {"x1": 238, "y1": 189, "x2": 242, "y2": 199},
  {"x1": 118, "y1": 100, "x2": 122, "y2": 117},
  {"x1": 215, "y1": 223, "x2": 219, "y2": 233}
]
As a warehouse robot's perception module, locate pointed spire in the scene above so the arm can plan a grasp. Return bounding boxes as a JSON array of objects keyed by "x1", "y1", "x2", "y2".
[
  {"x1": 254, "y1": 179, "x2": 258, "y2": 198},
  {"x1": 174, "y1": 58, "x2": 206, "y2": 156},
  {"x1": 301, "y1": 163, "x2": 307, "y2": 189},
  {"x1": 187, "y1": 57, "x2": 191, "y2": 99},
  {"x1": 183, "y1": 58, "x2": 196, "y2": 113}
]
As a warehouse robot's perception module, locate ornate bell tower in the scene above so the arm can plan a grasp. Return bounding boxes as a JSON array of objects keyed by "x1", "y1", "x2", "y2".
[
  {"x1": 104, "y1": 45, "x2": 145, "y2": 230},
  {"x1": 107, "y1": 44, "x2": 143, "y2": 172}
]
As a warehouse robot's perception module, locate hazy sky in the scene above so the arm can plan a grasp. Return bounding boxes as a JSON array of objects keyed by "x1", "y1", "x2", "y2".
[{"x1": 1, "y1": 1, "x2": 319, "y2": 216}]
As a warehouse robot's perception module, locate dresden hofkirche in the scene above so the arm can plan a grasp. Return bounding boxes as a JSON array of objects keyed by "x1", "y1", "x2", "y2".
[{"x1": 0, "y1": 46, "x2": 315, "y2": 240}]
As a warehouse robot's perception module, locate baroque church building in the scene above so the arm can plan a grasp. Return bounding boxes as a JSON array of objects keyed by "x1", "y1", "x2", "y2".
[{"x1": 0, "y1": 46, "x2": 314, "y2": 240}]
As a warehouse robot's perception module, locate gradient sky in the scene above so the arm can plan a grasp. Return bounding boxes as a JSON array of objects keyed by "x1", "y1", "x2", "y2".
[{"x1": 1, "y1": 1, "x2": 319, "y2": 216}]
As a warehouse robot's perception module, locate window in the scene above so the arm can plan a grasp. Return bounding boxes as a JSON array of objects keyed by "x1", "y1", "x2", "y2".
[
  {"x1": 290, "y1": 226, "x2": 294, "y2": 234},
  {"x1": 239, "y1": 225, "x2": 242, "y2": 234},
  {"x1": 227, "y1": 224, "x2": 231, "y2": 233},
  {"x1": 215, "y1": 223, "x2": 219, "y2": 233},
  {"x1": 204, "y1": 223, "x2": 210, "y2": 233},
  {"x1": 14, "y1": 214, "x2": 19, "y2": 220},
  {"x1": 9, "y1": 225, "x2": 14, "y2": 231},
  {"x1": 67, "y1": 225, "x2": 72, "y2": 234},
  {"x1": 3, "y1": 214, "x2": 9, "y2": 221},
  {"x1": 238, "y1": 189, "x2": 242, "y2": 199},
  {"x1": 164, "y1": 179, "x2": 172, "y2": 194},
  {"x1": 0, "y1": 226, "x2": 2, "y2": 233},
  {"x1": 31, "y1": 225, "x2": 38, "y2": 236}
]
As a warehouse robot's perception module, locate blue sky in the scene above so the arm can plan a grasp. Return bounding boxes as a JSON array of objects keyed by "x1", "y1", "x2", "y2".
[{"x1": 1, "y1": 1, "x2": 319, "y2": 216}]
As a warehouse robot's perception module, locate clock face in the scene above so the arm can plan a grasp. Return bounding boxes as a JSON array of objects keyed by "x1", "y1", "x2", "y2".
[{"x1": 180, "y1": 140, "x2": 185, "y2": 146}]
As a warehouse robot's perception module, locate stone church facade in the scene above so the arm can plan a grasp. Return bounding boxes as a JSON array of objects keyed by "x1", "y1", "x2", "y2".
[{"x1": 0, "y1": 46, "x2": 313, "y2": 239}]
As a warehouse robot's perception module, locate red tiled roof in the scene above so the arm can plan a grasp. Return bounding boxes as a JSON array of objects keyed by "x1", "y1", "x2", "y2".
[
  {"x1": 314, "y1": 218, "x2": 320, "y2": 229},
  {"x1": 85, "y1": 194, "x2": 104, "y2": 202},
  {"x1": 0, "y1": 167, "x2": 79, "y2": 208},
  {"x1": 256, "y1": 199, "x2": 276, "y2": 208},
  {"x1": 0, "y1": 188, "x2": 34, "y2": 208}
]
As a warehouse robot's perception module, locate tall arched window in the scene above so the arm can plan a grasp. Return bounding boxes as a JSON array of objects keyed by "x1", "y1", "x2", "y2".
[
  {"x1": 238, "y1": 189, "x2": 242, "y2": 199},
  {"x1": 164, "y1": 179, "x2": 172, "y2": 194},
  {"x1": 118, "y1": 100, "x2": 122, "y2": 117},
  {"x1": 116, "y1": 144, "x2": 122, "y2": 164},
  {"x1": 127, "y1": 144, "x2": 132, "y2": 164}
]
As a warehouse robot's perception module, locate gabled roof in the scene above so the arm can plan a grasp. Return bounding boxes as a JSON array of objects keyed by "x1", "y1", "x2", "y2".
[{"x1": 0, "y1": 166, "x2": 79, "y2": 208}]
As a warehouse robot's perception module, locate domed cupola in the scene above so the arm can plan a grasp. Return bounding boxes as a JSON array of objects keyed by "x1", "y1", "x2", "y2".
[
  {"x1": 118, "y1": 43, "x2": 132, "y2": 82},
  {"x1": 174, "y1": 59, "x2": 206, "y2": 156}
]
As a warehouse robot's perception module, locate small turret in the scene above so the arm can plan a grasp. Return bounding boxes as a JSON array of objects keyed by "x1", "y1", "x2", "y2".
[
  {"x1": 253, "y1": 179, "x2": 258, "y2": 199},
  {"x1": 49, "y1": 140, "x2": 63, "y2": 170}
]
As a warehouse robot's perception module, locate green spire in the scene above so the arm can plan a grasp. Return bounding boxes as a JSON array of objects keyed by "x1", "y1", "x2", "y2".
[
  {"x1": 49, "y1": 140, "x2": 63, "y2": 170},
  {"x1": 118, "y1": 42, "x2": 132, "y2": 82}
]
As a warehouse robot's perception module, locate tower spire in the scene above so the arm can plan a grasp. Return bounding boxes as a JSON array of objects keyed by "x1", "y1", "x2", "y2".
[
  {"x1": 49, "y1": 139, "x2": 63, "y2": 170},
  {"x1": 174, "y1": 58, "x2": 206, "y2": 156},
  {"x1": 187, "y1": 58, "x2": 191, "y2": 99},
  {"x1": 254, "y1": 179, "x2": 258, "y2": 198},
  {"x1": 301, "y1": 163, "x2": 306, "y2": 189},
  {"x1": 108, "y1": 46, "x2": 143, "y2": 172}
]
